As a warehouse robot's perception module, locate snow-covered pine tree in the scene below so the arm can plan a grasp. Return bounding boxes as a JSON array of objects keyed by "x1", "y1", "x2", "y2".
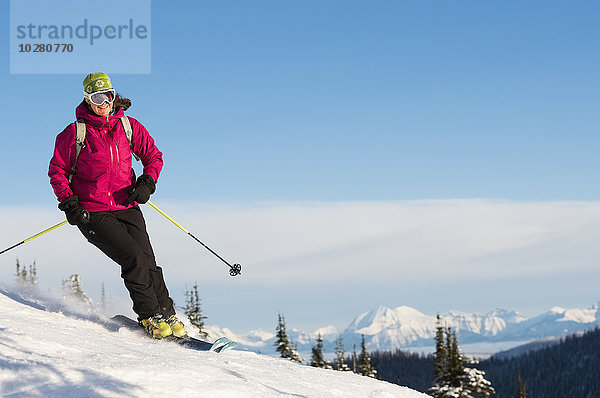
[
  {"x1": 335, "y1": 336, "x2": 351, "y2": 371},
  {"x1": 358, "y1": 334, "x2": 377, "y2": 378},
  {"x1": 100, "y1": 282, "x2": 107, "y2": 311},
  {"x1": 184, "y1": 283, "x2": 208, "y2": 339},
  {"x1": 15, "y1": 259, "x2": 25, "y2": 284},
  {"x1": 310, "y1": 333, "x2": 332, "y2": 369},
  {"x1": 462, "y1": 358, "x2": 495, "y2": 397},
  {"x1": 274, "y1": 314, "x2": 303, "y2": 363},
  {"x1": 288, "y1": 341, "x2": 304, "y2": 363},
  {"x1": 428, "y1": 324, "x2": 495, "y2": 398},
  {"x1": 15, "y1": 259, "x2": 38, "y2": 286},
  {"x1": 352, "y1": 344, "x2": 358, "y2": 373},
  {"x1": 429, "y1": 326, "x2": 465, "y2": 397},
  {"x1": 310, "y1": 333, "x2": 325, "y2": 368},
  {"x1": 28, "y1": 261, "x2": 37, "y2": 286},
  {"x1": 275, "y1": 313, "x2": 292, "y2": 359},
  {"x1": 62, "y1": 274, "x2": 94, "y2": 307}
]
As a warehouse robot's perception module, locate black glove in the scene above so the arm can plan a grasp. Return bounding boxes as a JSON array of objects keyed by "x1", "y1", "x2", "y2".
[
  {"x1": 58, "y1": 195, "x2": 90, "y2": 226},
  {"x1": 128, "y1": 174, "x2": 156, "y2": 204}
]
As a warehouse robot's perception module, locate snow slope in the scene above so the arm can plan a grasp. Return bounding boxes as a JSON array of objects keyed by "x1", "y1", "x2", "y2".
[{"x1": 0, "y1": 288, "x2": 429, "y2": 398}]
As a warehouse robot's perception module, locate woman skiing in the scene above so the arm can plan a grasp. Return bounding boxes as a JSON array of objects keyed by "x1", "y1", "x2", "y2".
[{"x1": 48, "y1": 72, "x2": 186, "y2": 339}]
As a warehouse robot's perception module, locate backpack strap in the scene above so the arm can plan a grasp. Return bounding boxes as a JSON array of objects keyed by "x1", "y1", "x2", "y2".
[
  {"x1": 70, "y1": 119, "x2": 87, "y2": 182},
  {"x1": 69, "y1": 116, "x2": 139, "y2": 182},
  {"x1": 120, "y1": 115, "x2": 140, "y2": 161}
]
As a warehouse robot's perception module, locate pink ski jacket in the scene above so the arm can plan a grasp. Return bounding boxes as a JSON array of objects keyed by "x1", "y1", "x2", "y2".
[{"x1": 49, "y1": 101, "x2": 163, "y2": 212}]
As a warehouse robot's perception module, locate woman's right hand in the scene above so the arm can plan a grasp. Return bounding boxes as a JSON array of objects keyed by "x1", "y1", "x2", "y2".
[{"x1": 58, "y1": 195, "x2": 90, "y2": 226}]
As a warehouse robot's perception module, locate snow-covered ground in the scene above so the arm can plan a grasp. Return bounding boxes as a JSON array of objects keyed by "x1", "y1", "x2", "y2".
[{"x1": 0, "y1": 287, "x2": 430, "y2": 397}]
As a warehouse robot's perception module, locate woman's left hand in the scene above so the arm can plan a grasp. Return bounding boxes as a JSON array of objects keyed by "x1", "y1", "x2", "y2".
[{"x1": 127, "y1": 174, "x2": 156, "y2": 204}]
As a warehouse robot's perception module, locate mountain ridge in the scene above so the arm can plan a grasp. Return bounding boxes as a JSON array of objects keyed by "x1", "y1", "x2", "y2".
[{"x1": 218, "y1": 301, "x2": 600, "y2": 356}]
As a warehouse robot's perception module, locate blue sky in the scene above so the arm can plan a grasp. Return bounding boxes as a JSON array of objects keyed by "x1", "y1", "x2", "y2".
[{"x1": 1, "y1": 1, "x2": 600, "y2": 334}]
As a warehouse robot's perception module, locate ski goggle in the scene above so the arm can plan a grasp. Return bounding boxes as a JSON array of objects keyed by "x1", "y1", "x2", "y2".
[{"x1": 83, "y1": 89, "x2": 116, "y2": 106}]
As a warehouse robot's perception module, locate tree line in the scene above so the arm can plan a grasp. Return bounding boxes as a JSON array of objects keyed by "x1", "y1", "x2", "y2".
[
  {"x1": 273, "y1": 312, "x2": 600, "y2": 397},
  {"x1": 365, "y1": 321, "x2": 600, "y2": 397},
  {"x1": 274, "y1": 313, "x2": 495, "y2": 397},
  {"x1": 274, "y1": 313, "x2": 376, "y2": 377},
  {"x1": 479, "y1": 327, "x2": 600, "y2": 397}
]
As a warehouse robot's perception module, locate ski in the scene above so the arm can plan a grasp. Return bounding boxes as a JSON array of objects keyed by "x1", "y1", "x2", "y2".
[
  {"x1": 215, "y1": 340, "x2": 238, "y2": 353},
  {"x1": 209, "y1": 336, "x2": 231, "y2": 351},
  {"x1": 111, "y1": 315, "x2": 236, "y2": 353}
]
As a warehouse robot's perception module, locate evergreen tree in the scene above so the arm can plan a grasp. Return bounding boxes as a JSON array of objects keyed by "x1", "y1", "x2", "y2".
[
  {"x1": 334, "y1": 336, "x2": 351, "y2": 371},
  {"x1": 433, "y1": 314, "x2": 447, "y2": 382},
  {"x1": 15, "y1": 258, "x2": 23, "y2": 283},
  {"x1": 352, "y1": 344, "x2": 358, "y2": 373},
  {"x1": 447, "y1": 328, "x2": 464, "y2": 387},
  {"x1": 517, "y1": 372, "x2": 527, "y2": 398},
  {"x1": 358, "y1": 334, "x2": 377, "y2": 378},
  {"x1": 288, "y1": 341, "x2": 304, "y2": 363},
  {"x1": 100, "y1": 282, "x2": 107, "y2": 311},
  {"x1": 184, "y1": 283, "x2": 208, "y2": 339},
  {"x1": 462, "y1": 358, "x2": 496, "y2": 398},
  {"x1": 29, "y1": 261, "x2": 37, "y2": 285},
  {"x1": 275, "y1": 313, "x2": 291, "y2": 358},
  {"x1": 274, "y1": 313, "x2": 303, "y2": 363},
  {"x1": 310, "y1": 333, "x2": 332, "y2": 369},
  {"x1": 429, "y1": 325, "x2": 495, "y2": 398},
  {"x1": 62, "y1": 274, "x2": 94, "y2": 307},
  {"x1": 15, "y1": 259, "x2": 38, "y2": 286}
]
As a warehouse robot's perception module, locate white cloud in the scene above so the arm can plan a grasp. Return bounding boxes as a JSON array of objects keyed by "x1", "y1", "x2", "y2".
[
  {"x1": 139, "y1": 199, "x2": 600, "y2": 284},
  {"x1": 3, "y1": 199, "x2": 600, "y2": 283}
]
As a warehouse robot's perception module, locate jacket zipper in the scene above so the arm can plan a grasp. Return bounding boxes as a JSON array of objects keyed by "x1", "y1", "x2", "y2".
[
  {"x1": 105, "y1": 116, "x2": 116, "y2": 209},
  {"x1": 109, "y1": 144, "x2": 115, "y2": 208}
]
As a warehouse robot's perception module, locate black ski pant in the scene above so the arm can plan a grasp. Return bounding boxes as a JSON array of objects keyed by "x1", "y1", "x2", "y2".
[{"x1": 77, "y1": 206, "x2": 175, "y2": 320}]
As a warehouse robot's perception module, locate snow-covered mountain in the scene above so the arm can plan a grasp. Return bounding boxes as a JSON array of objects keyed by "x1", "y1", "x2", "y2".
[
  {"x1": 342, "y1": 305, "x2": 437, "y2": 350},
  {"x1": 229, "y1": 302, "x2": 600, "y2": 355},
  {"x1": 0, "y1": 287, "x2": 428, "y2": 398},
  {"x1": 495, "y1": 303, "x2": 600, "y2": 341},
  {"x1": 339, "y1": 306, "x2": 530, "y2": 352}
]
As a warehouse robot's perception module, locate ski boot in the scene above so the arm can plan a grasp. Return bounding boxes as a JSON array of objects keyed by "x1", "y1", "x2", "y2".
[
  {"x1": 166, "y1": 315, "x2": 187, "y2": 338},
  {"x1": 139, "y1": 314, "x2": 173, "y2": 339}
]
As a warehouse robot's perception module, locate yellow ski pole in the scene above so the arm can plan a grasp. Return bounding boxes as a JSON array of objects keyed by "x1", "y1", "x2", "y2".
[
  {"x1": 0, "y1": 220, "x2": 68, "y2": 255},
  {"x1": 146, "y1": 201, "x2": 242, "y2": 277}
]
